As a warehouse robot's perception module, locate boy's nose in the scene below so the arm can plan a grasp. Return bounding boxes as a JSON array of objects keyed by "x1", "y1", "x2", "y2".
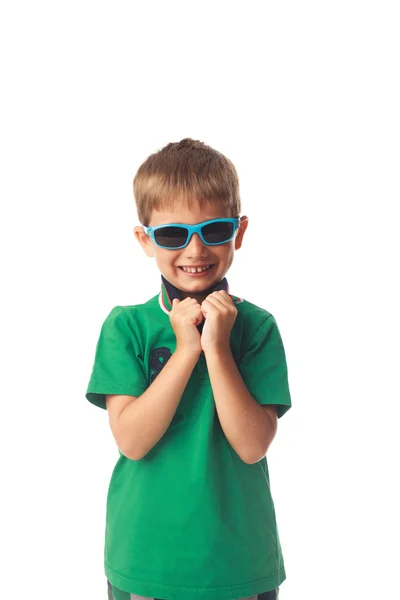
[{"x1": 186, "y1": 232, "x2": 207, "y2": 254}]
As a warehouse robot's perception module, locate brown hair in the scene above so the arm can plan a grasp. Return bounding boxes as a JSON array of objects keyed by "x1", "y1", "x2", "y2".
[{"x1": 133, "y1": 138, "x2": 241, "y2": 225}]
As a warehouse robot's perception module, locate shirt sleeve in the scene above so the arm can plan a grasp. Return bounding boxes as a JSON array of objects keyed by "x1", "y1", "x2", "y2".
[
  {"x1": 85, "y1": 306, "x2": 148, "y2": 410},
  {"x1": 238, "y1": 314, "x2": 292, "y2": 418}
]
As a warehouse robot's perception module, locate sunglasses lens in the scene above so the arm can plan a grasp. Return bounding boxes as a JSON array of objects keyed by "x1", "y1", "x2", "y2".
[
  {"x1": 154, "y1": 226, "x2": 188, "y2": 248},
  {"x1": 202, "y1": 221, "x2": 234, "y2": 244}
]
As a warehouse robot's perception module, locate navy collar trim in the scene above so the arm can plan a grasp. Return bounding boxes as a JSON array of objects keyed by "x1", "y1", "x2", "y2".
[{"x1": 159, "y1": 275, "x2": 231, "y2": 314}]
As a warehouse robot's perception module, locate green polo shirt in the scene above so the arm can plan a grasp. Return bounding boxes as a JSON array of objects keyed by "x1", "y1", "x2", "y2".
[{"x1": 86, "y1": 275, "x2": 292, "y2": 600}]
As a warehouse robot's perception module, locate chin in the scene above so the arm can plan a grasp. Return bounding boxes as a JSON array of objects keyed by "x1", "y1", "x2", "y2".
[{"x1": 165, "y1": 266, "x2": 223, "y2": 291}]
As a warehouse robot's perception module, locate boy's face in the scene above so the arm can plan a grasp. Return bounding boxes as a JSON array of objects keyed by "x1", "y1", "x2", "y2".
[{"x1": 133, "y1": 200, "x2": 248, "y2": 304}]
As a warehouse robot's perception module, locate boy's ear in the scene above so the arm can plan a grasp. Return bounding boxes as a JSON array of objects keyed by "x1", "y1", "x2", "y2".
[
  {"x1": 133, "y1": 226, "x2": 154, "y2": 257},
  {"x1": 234, "y1": 216, "x2": 249, "y2": 250}
]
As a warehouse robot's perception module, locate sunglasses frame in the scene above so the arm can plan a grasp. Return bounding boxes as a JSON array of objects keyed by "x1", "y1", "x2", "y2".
[{"x1": 142, "y1": 217, "x2": 241, "y2": 250}]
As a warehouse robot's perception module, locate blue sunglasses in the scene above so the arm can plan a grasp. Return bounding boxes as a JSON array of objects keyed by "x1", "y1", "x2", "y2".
[{"x1": 142, "y1": 217, "x2": 240, "y2": 250}]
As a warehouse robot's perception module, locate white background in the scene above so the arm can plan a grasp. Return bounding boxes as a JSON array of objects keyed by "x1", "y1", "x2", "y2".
[{"x1": 1, "y1": 1, "x2": 399, "y2": 599}]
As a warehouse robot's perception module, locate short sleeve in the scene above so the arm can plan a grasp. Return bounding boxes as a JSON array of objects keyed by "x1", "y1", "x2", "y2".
[
  {"x1": 238, "y1": 315, "x2": 292, "y2": 418},
  {"x1": 85, "y1": 306, "x2": 148, "y2": 410}
]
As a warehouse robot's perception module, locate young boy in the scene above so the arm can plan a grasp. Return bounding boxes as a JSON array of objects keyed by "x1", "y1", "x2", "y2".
[{"x1": 86, "y1": 138, "x2": 292, "y2": 600}]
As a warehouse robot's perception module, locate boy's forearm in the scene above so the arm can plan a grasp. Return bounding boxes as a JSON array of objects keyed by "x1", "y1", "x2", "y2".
[
  {"x1": 204, "y1": 348, "x2": 277, "y2": 464},
  {"x1": 116, "y1": 349, "x2": 200, "y2": 460}
]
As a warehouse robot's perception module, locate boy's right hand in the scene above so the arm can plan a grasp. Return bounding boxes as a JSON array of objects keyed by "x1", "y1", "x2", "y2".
[{"x1": 170, "y1": 297, "x2": 203, "y2": 355}]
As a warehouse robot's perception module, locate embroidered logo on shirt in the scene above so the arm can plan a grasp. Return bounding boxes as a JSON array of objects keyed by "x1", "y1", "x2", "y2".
[{"x1": 149, "y1": 347, "x2": 172, "y2": 383}]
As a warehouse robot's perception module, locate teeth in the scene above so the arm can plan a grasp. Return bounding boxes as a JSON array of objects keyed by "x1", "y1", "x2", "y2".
[{"x1": 181, "y1": 265, "x2": 211, "y2": 273}]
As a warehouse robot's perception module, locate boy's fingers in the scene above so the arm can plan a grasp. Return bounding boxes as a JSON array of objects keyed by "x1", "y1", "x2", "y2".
[{"x1": 173, "y1": 297, "x2": 200, "y2": 308}]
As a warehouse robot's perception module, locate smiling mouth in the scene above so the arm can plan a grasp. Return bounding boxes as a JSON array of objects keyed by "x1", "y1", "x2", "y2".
[{"x1": 178, "y1": 265, "x2": 214, "y2": 273}]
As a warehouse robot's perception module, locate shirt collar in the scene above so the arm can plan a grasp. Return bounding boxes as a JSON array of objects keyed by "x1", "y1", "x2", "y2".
[{"x1": 159, "y1": 274, "x2": 230, "y2": 315}]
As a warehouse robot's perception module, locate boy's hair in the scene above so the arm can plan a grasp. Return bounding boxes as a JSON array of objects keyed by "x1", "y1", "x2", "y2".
[{"x1": 133, "y1": 138, "x2": 241, "y2": 226}]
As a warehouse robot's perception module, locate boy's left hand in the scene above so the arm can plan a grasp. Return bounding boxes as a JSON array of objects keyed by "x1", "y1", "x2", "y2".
[{"x1": 200, "y1": 291, "x2": 237, "y2": 354}]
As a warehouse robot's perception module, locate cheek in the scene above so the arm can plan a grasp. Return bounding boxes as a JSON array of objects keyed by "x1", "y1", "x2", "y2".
[
  {"x1": 154, "y1": 250, "x2": 179, "y2": 269},
  {"x1": 219, "y1": 244, "x2": 235, "y2": 264}
]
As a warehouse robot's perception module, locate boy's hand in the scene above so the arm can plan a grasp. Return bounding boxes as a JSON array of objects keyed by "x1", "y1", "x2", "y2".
[
  {"x1": 170, "y1": 297, "x2": 203, "y2": 355},
  {"x1": 200, "y1": 291, "x2": 237, "y2": 354}
]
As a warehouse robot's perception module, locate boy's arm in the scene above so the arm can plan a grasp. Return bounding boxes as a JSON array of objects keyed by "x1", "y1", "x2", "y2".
[
  {"x1": 204, "y1": 348, "x2": 278, "y2": 465},
  {"x1": 107, "y1": 348, "x2": 199, "y2": 460}
]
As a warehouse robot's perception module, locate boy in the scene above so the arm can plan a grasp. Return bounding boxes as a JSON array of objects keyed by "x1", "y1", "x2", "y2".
[{"x1": 86, "y1": 138, "x2": 292, "y2": 600}]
